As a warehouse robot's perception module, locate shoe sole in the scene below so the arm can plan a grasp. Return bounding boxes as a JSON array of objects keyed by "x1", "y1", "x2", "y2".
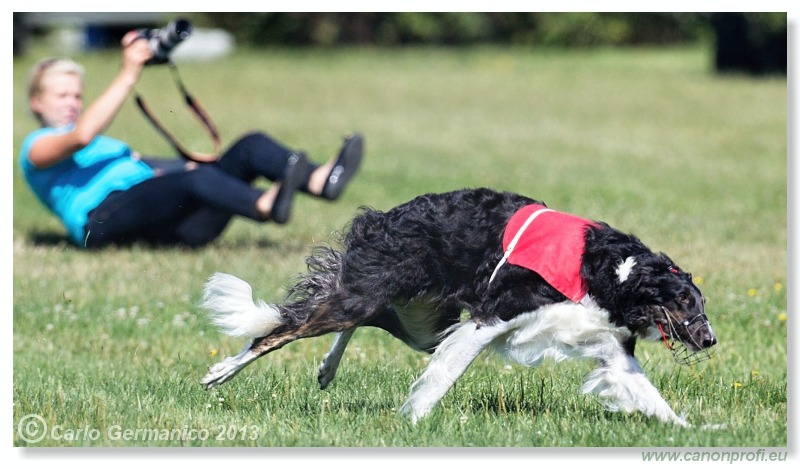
[
  {"x1": 322, "y1": 134, "x2": 363, "y2": 201},
  {"x1": 271, "y1": 152, "x2": 309, "y2": 224}
]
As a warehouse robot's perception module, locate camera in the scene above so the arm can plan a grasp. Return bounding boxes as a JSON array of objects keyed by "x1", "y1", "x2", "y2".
[{"x1": 137, "y1": 18, "x2": 192, "y2": 65}]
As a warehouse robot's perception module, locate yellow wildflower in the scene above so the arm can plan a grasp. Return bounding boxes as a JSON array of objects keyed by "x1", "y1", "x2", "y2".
[{"x1": 694, "y1": 276, "x2": 704, "y2": 286}]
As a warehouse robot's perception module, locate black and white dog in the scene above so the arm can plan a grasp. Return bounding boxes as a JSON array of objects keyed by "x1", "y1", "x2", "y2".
[{"x1": 200, "y1": 188, "x2": 716, "y2": 426}]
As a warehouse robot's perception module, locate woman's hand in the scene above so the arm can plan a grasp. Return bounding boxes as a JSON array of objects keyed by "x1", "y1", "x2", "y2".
[{"x1": 119, "y1": 30, "x2": 153, "y2": 85}]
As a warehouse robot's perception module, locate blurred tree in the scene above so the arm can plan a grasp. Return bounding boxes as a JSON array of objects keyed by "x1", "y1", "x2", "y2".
[
  {"x1": 18, "y1": 11, "x2": 787, "y2": 77},
  {"x1": 193, "y1": 12, "x2": 714, "y2": 48},
  {"x1": 710, "y1": 13, "x2": 787, "y2": 75}
]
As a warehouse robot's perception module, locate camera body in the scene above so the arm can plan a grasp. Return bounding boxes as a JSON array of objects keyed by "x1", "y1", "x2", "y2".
[{"x1": 137, "y1": 18, "x2": 192, "y2": 65}]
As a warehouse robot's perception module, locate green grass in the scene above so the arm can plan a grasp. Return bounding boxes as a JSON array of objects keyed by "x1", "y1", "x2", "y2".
[{"x1": 12, "y1": 42, "x2": 787, "y2": 450}]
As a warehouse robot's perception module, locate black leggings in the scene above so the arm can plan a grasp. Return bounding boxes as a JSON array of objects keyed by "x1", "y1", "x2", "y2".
[{"x1": 83, "y1": 132, "x2": 316, "y2": 248}]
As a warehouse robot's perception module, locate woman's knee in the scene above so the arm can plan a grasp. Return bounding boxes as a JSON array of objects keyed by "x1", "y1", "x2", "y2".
[
  {"x1": 182, "y1": 163, "x2": 219, "y2": 188},
  {"x1": 235, "y1": 131, "x2": 273, "y2": 149}
]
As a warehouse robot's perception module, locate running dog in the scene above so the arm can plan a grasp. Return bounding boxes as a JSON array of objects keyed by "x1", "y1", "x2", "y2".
[{"x1": 199, "y1": 188, "x2": 716, "y2": 426}]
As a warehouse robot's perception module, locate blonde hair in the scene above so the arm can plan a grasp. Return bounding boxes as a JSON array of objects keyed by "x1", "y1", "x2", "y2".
[{"x1": 27, "y1": 58, "x2": 85, "y2": 124}]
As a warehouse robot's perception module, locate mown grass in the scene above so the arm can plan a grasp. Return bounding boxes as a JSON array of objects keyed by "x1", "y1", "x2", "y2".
[{"x1": 11, "y1": 40, "x2": 787, "y2": 450}]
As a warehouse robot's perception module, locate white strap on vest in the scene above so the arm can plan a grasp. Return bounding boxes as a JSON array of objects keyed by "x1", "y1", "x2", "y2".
[{"x1": 488, "y1": 208, "x2": 553, "y2": 284}]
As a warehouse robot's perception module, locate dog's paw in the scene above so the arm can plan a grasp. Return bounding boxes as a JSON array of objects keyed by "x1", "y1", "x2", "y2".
[
  {"x1": 397, "y1": 403, "x2": 419, "y2": 424},
  {"x1": 317, "y1": 360, "x2": 334, "y2": 390},
  {"x1": 671, "y1": 413, "x2": 692, "y2": 428},
  {"x1": 398, "y1": 400, "x2": 431, "y2": 424},
  {"x1": 200, "y1": 357, "x2": 244, "y2": 389}
]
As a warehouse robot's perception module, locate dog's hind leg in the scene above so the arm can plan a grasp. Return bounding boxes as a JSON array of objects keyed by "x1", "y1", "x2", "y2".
[
  {"x1": 202, "y1": 315, "x2": 356, "y2": 389},
  {"x1": 200, "y1": 271, "x2": 368, "y2": 390},
  {"x1": 318, "y1": 328, "x2": 356, "y2": 390},
  {"x1": 201, "y1": 309, "x2": 361, "y2": 389},
  {"x1": 200, "y1": 273, "x2": 287, "y2": 388},
  {"x1": 202, "y1": 340, "x2": 262, "y2": 388},
  {"x1": 398, "y1": 319, "x2": 510, "y2": 423}
]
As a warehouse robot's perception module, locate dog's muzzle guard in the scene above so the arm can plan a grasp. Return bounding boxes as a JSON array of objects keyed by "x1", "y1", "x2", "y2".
[{"x1": 658, "y1": 307, "x2": 716, "y2": 366}]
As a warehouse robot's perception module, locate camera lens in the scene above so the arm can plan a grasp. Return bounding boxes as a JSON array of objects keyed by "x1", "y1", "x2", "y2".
[
  {"x1": 167, "y1": 19, "x2": 192, "y2": 46},
  {"x1": 144, "y1": 18, "x2": 192, "y2": 65},
  {"x1": 159, "y1": 19, "x2": 192, "y2": 53}
]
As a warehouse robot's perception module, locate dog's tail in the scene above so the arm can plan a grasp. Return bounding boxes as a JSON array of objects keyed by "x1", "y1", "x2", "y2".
[
  {"x1": 201, "y1": 272, "x2": 285, "y2": 339},
  {"x1": 282, "y1": 244, "x2": 344, "y2": 321}
]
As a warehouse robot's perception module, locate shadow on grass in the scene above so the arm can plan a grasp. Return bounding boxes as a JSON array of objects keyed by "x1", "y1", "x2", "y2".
[
  {"x1": 27, "y1": 230, "x2": 72, "y2": 246},
  {"x1": 24, "y1": 230, "x2": 281, "y2": 251}
]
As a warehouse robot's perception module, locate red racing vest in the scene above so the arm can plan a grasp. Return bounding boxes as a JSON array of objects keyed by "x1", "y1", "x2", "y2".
[{"x1": 490, "y1": 204, "x2": 598, "y2": 302}]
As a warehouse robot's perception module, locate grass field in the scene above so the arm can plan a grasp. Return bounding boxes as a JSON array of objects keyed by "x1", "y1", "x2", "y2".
[{"x1": 11, "y1": 40, "x2": 787, "y2": 451}]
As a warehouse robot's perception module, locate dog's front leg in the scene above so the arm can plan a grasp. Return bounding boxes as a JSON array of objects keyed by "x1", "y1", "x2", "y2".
[
  {"x1": 581, "y1": 346, "x2": 689, "y2": 427},
  {"x1": 399, "y1": 320, "x2": 507, "y2": 423}
]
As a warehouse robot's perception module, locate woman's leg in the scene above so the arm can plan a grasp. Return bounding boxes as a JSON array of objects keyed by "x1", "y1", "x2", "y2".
[
  {"x1": 214, "y1": 132, "x2": 316, "y2": 185},
  {"x1": 215, "y1": 131, "x2": 363, "y2": 198},
  {"x1": 83, "y1": 132, "x2": 363, "y2": 248},
  {"x1": 149, "y1": 150, "x2": 306, "y2": 246},
  {"x1": 83, "y1": 164, "x2": 288, "y2": 248}
]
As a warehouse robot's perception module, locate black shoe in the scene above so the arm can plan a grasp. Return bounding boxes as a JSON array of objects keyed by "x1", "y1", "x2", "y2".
[
  {"x1": 322, "y1": 133, "x2": 363, "y2": 201},
  {"x1": 271, "y1": 152, "x2": 309, "y2": 224}
]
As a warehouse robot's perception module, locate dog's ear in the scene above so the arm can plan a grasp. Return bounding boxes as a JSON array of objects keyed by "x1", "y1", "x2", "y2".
[{"x1": 656, "y1": 252, "x2": 694, "y2": 281}]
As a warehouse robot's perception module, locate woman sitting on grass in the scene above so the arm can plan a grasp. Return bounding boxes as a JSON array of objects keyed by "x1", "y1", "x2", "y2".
[{"x1": 20, "y1": 30, "x2": 363, "y2": 249}]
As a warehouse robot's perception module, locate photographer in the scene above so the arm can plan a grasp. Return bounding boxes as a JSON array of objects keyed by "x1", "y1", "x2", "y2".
[{"x1": 20, "y1": 29, "x2": 363, "y2": 248}]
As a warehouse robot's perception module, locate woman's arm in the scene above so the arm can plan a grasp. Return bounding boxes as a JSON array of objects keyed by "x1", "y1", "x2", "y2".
[{"x1": 27, "y1": 31, "x2": 153, "y2": 168}]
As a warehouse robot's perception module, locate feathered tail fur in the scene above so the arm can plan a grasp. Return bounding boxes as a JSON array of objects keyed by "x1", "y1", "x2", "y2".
[{"x1": 201, "y1": 272, "x2": 285, "y2": 339}]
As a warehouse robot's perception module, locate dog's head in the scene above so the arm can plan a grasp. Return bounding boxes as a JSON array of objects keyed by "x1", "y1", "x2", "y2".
[{"x1": 615, "y1": 252, "x2": 717, "y2": 363}]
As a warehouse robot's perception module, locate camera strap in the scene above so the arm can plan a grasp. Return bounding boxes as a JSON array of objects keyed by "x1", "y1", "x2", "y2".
[{"x1": 134, "y1": 62, "x2": 222, "y2": 163}]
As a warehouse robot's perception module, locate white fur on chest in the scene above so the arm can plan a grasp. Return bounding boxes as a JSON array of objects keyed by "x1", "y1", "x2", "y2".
[{"x1": 490, "y1": 298, "x2": 631, "y2": 367}]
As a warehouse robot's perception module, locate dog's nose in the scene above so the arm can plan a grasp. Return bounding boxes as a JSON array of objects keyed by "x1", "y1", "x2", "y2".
[{"x1": 701, "y1": 334, "x2": 717, "y2": 348}]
